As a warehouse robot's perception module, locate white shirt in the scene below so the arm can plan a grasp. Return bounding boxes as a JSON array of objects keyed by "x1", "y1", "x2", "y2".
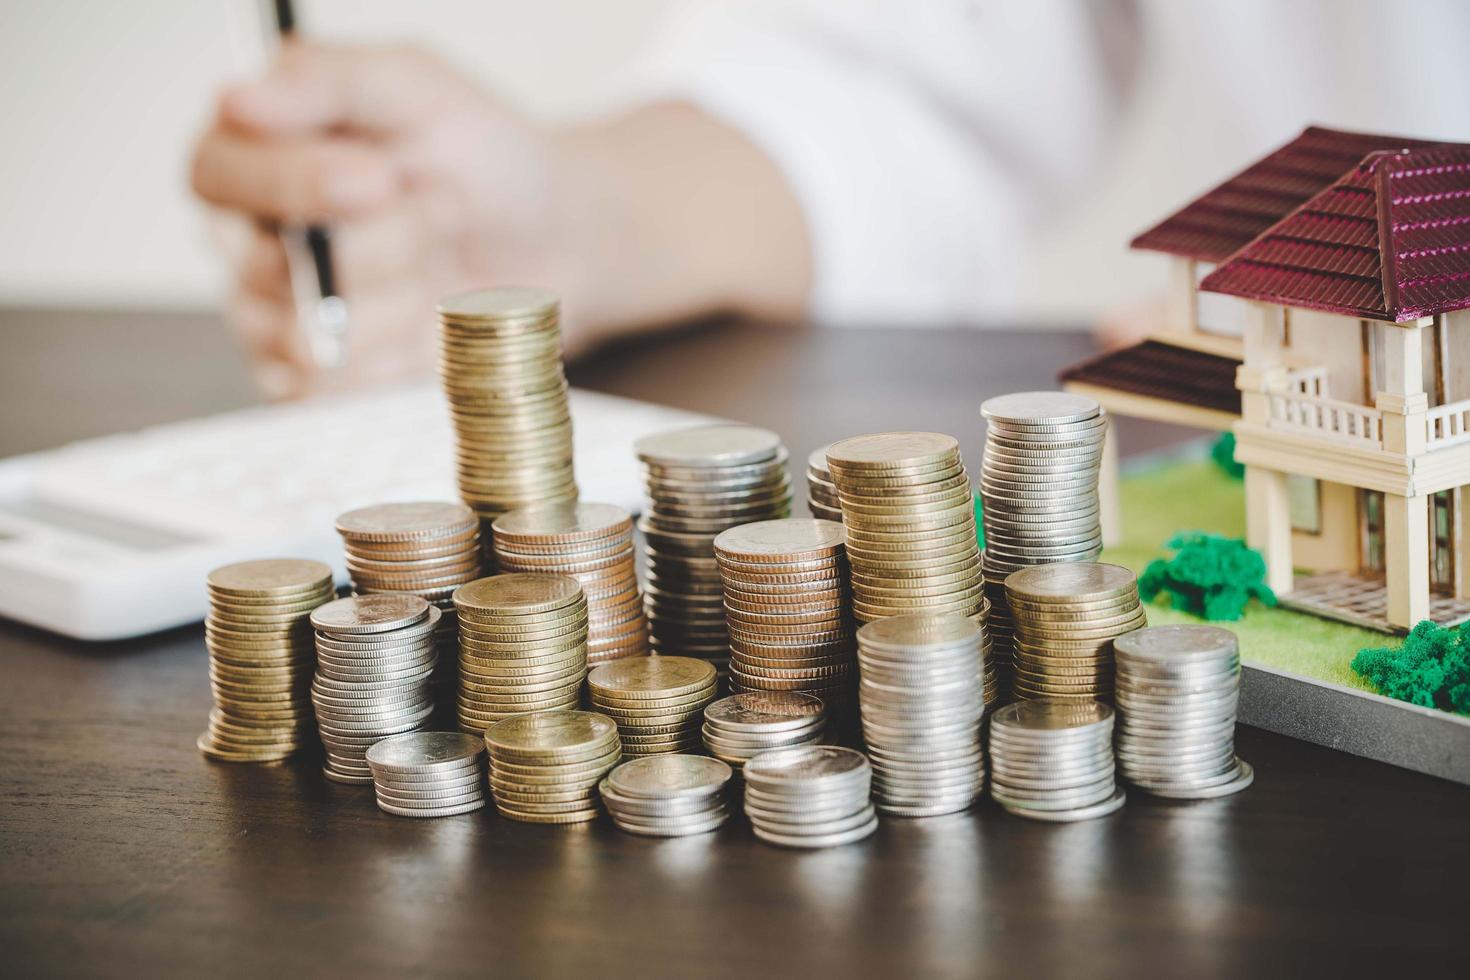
[{"x1": 646, "y1": 0, "x2": 1470, "y2": 327}]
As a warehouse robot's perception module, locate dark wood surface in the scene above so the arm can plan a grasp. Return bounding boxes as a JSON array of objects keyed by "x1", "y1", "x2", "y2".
[{"x1": 1, "y1": 309, "x2": 1464, "y2": 979}]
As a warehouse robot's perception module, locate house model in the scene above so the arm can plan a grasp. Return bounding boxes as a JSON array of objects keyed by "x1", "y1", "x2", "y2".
[{"x1": 1061, "y1": 127, "x2": 1470, "y2": 633}]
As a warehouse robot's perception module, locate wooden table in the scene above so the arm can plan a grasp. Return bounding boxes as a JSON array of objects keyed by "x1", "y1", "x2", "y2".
[{"x1": 1, "y1": 309, "x2": 1463, "y2": 977}]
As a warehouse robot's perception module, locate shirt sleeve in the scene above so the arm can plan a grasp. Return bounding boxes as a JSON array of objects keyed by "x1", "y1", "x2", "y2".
[{"x1": 639, "y1": 0, "x2": 1138, "y2": 327}]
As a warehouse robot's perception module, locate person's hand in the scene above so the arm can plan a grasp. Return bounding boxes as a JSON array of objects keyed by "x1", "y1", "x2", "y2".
[
  {"x1": 194, "y1": 41, "x2": 810, "y2": 399},
  {"x1": 193, "y1": 42, "x2": 579, "y2": 398}
]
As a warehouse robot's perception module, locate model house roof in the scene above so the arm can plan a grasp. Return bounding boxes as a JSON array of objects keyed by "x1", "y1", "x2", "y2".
[
  {"x1": 1059, "y1": 339, "x2": 1240, "y2": 416},
  {"x1": 1200, "y1": 144, "x2": 1470, "y2": 323},
  {"x1": 1130, "y1": 126, "x2": 1437, "y2": 263}
]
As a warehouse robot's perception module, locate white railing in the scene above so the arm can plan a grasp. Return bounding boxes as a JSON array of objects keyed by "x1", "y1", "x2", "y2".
[
  {"x1": 1285, "y1": 365, "x2": 1328, "y2": 397},
  {"x1": 1268, "y1": 391, "x2": 1383, "y2": 447},
  {"x1": 1427, "y1": 399, "x2": 1470, "y2": 450}
]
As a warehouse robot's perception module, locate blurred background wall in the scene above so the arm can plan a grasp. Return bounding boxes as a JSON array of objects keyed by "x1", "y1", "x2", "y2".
[{"x1": 0, "y1": 0, "x2": 1463, "y2": 324}]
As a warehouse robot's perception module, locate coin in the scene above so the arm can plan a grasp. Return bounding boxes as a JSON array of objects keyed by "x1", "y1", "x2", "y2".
[
  {"x1": 1113, "y1": 625, "x2": 1250, "y2": 798},
  {"x1": 988, "y1": 698, "x2": 1124, "y2": 821},
  {"x1": 197, "y1": 559, "x2": 334, "y2": 764},
  {"x1": 742, "y1": 746, "x2": 876, "y2": 849},
  {"x1": 492, "y1": 502, "x2": 648, "y2": 667},
  {"x1": 438, "y1": 287, "x2": 577, "y2": 530},
  {"x1": 481, "y1": 709, "x2": 621, "y2": 822}
]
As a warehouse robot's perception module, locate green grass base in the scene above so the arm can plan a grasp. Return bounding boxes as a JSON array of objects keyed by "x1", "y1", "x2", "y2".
[{"x1": 1100, "y1": 456, "x2": 1380, "y2": 694}]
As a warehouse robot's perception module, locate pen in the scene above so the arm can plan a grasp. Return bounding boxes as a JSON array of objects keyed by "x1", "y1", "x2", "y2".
[{"x1": 268, "y1": 0, "x2": 349, "y2": 368}]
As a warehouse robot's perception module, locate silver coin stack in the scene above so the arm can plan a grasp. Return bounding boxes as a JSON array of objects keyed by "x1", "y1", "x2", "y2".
[
  {"x1": 600, "y1": 755, "x2": 733, "y2": 837},
  {"x1": 701, "y1": 691, "x2": 827, "y2": 771},
  {"x1": 715, "y1": 519, "x2": 858, "y2": 725},
  {"x1": 336, "y1": 501, "x2": 484, "y2": 697},
  {"x1": 989, "y1": 700, "x2": 1126, "y2": 822},
  {"x1": 857, "y1": 613, "x2": 987, "y2": 816},
  {"x1": 825, "y1": 433, "x2": 986, "y2": 624},
  {"x1": 979, "y1": 392, "x2": 1108, "y2": 696},
  {"x1": 365, "y1": 731, "x2": 488, "y2": 818},
  {"x1": 635, "y1": 424, "x2": 792, "y2": 675},
  {"x1": 805, "y1": 444, "x2": 844, "y2": 522},
  {"x1": 743, "y1": 745, "x2": 878, "y2": 848},
  {"x1": 437, "y1": 286, "x2": 578, "y2": 533},
  {"x1": 1005, "y1": 562, "x2": 1146, "y2": 703},
  {"x1": 491, "y1": 502, "x2": 649, "y2": 665},
  {"x1": 452, "y1": 574, "x2": 588, "y2": 734},
  {"x1": 1114, "y1": 625, "x2": 1254, "y2": 799},
  {"x1": 309, "y1": 594, "x2": 439, "y2": 784}
]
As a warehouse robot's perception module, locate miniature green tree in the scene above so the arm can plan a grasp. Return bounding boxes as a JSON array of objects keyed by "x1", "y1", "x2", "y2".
[
  {"x1": 1138, "y1": 532, "x2": 1276, "y2": 621},
  {"x1": 973, "y1": 491, "x2": 985, "y2": 548},
  {"x1": 1210, "y1": 432, "x2": 1244, "y2": 479},
  {"x1": 1352, "y1": 620, "x2": 1470, "y2": 715}
]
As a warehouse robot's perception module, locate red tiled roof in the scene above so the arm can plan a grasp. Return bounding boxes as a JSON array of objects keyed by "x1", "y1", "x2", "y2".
[
  {"x1": 1059, "y1": 339, "x2": 1240, "y2": 416},
  {"x1": 1200, "y1": 145, "x2": 1470, "y2": 323},
  {"x1": 1130, "y1": 126, "x2": 1437, "y2": 263}
]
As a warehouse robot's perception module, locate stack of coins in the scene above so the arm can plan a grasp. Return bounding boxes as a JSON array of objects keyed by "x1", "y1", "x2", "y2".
[
  {"x1": 805, "y1": 444, "x2": 843, "y2": 522},
  {"x1": 989, "y1": 700, "x2": 1125, "y2": 821},
  {"x1": 452, "y1": 574, "x2": 588, "y2": 734},
  {"x1": 483, "y1": 710, "x2": 621, "y2": 824},
  {"x1": 701, "y1": 692, "x2": 827, "y2": 770},
  {"x1": 199, "y1": 559, "x2": 334, "y2": 763},
  {"x1": 743, "y1": 746, "x2": 878, "y2": 848},
  {"x1": 714, "y1": 519, "x2": 858, "y2": 724},
  {"x1": 825, "y1": 433, "x2": 985, "y2": 623},
  {"x1": 437, "y1": 286, "x2": 578, "y2": 533},
  {"x1": 491, "y1": 502, "x2": 648, "y2": 666},
  {"x1": 1005, "y1": 562, "x2": 1145, "y2": 703},
  {"x1": 586, "y1": 656, "x2": 718, "y2": 757},
  {"x1": 600, "y1": 755, "x2": 733, "y2": 837},
  {"x1": 635, "y1": 424, "x2": 792, "y2": 675},
  {"x1": 979, "y1": 392, "x2": 1108, "y2": 693},
  {"x1": 857, "y1": 613, "x2": 987, "y2": 816},
  {"x1": 336, "y1": 501, "x2": 483, "y2": 693},
  {"x1": 1114, "y1": 625, "x2": 1253, "y2": 798},
  {"x1": 366, "y1": 731, "x2": 488, "y2": 818},
  {"x1": 309, "y1": 594, "x2": 438, "y2": 783}
]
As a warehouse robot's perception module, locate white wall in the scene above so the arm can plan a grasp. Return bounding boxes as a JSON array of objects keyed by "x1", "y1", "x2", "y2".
[{"x1": 1, "y1": 0, "x2": 1468, "y2": 322}]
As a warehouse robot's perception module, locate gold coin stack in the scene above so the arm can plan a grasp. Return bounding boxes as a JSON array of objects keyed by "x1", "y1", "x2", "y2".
[
  {"x1": 336, "y1": 501, "x2": 483, "y2": 695},
  {"x1": 491, "y1": 502, "x2": 649, "y2": 666},
  {"x1": 484, "y1": 710, "x2": 622, "y2": 824},
  {"x1": 587, "y1": 656, "x2": 718, "y2": 757},
  {"x1": 635, "y1": 424, "x2": 791, "y2": 675},
  {"x1": 451, "y1": 574, "x2": 588, "y2": 734},
  {"x1": 199, "y1": 559, "x2": 335, "y2": 762},
  {"x1": 805, "y1": 444, "x2": 843, "y2": 522},
  {"x1": 825, "y1": 433, "x2": 985, "y2": 622},
  {"x1": 437, "y1": 286, "x2": 578, "y2": 535},
  {"x1": 713, "y1": 518, "x2": 858, "y2": 726},
  {"x1": 1005, "y1": 562, "x2": 1146, "y2": 703}
]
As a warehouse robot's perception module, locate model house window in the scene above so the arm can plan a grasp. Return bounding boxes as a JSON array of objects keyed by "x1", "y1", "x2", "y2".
[
  {"x1": 1430, "y1": 490, "x2": 1455, "y2": 594},
  {"x1": 1193, "y1": 261, "x2": 1251, "y2": 337},
  {"x1": 1287, "y1": 475, "x2": 1320, "y2": 534},
  {"x1": 1361, "y1": 490, "x2": 1385, "y2": 574}
]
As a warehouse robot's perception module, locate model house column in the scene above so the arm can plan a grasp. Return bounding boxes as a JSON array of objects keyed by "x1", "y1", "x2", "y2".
[
  {"x1": 1098, "y1": 421, "x2": 1121, "y2": 547},
  {"x1": 1376, "y1": 323, "x2": 1428, "y2": 456},
  {"x1": 1237, "y1": 303, "x2": 1288, "y2": 426},
  {"x1": 1244, "y1": 466, "x2": 1293, "y2": 595},
  {"x1": 1385, "y1": 491, "x2": 1431, "y2": 627}
]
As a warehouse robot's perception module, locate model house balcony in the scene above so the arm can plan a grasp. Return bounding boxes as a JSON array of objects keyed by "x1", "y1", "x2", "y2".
[{"x1": 1266, "y1": 367, "x2": 1385, "y2": 449}]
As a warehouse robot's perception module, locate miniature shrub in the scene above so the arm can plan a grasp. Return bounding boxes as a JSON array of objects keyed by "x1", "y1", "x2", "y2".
[
  {"x1": 1352, "y1": 620, "x2": 1470, "y2": 715},
  {"x1": 1210, "y1": 432, "x2": 1244, "y2": 480},
  {"x1": 1139, "y1": 532, "x2": 1276, "y2": 621}
]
